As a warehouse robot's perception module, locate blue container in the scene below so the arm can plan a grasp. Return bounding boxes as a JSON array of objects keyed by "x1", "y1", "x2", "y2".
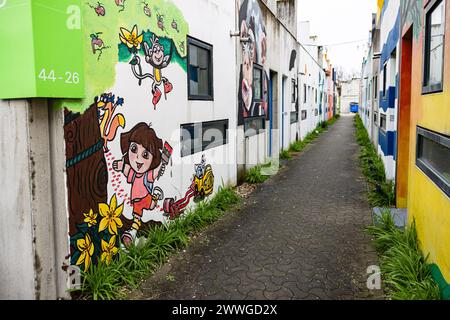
[{"x1": 350, "y1": 103, "x2": 359, "y2": 113}]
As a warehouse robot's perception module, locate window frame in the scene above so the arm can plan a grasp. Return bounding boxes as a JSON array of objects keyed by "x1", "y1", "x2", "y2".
[
  {"x1": 374, "y1": 75, "x2": 378, "y2": 100},
  {"x1": 290, "y1": 111, "x2": 299, "y2": 124},
  {"x1": 303, "y1": 84, "x2": 307, "y2": 103},
  {"x1": 380, "y1": 113, "x2": 387, "y2": 133},
  {"x1": 187, "y1": 36, "x2": 214, "y2": 101},
  {"x1": 244, "y1": 115, "x2": 266, "y2": 137},
  {"x1": 291, "y1": 79, "x2": 297, "y2": 103},
  {"x1": 301, "y1": 110, "x2": 307, "y2": 121},
  {"x1": 252, "y1": 63, "x2": 264, "y2": 103},
  {"x1": 180, "y1": 119, "x2": 228, "y2": 157},
  {"x1": 416, "y1": 127, "x2": 450, "y2": 197},
  {"x1": 422, "y1": 0, "x2": 446, "y2": 94},
  {"x1": 382, "y1": 63, "x2": 387, "y2": 98}
]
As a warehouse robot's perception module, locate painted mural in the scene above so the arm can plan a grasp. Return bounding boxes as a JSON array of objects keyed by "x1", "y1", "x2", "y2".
[
  {"x1": 237, "y1": 0, "x2": 268, "y2": 125},
  {"x1": 61, "y1": 1, "x2": 216, "y2": 272},
  {"x1": 401, "y1": 0, "x2": 423, "y2": 38}
]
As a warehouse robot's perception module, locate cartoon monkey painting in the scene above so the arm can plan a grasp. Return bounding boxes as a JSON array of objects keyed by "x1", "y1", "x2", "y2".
[{"x1": 130, "y1": 35, "x2": 173, "y2": 109}]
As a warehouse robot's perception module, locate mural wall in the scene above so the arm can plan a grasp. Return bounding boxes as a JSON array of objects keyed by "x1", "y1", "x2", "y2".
[
  {"x1": 377, "y1": 0, "x2": 400, "y2": 181},
  {"x1": 237, "y1": 0, "x2": 268, "y2": 126},
  {"x1": 61, "y1": 1, "x2": 217, "y2": 271}
]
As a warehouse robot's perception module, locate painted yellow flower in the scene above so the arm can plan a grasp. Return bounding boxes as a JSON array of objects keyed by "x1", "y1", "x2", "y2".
[
  {"x1": 83, "y1": 209, "x2": 97, "y2": 227},
  {"x1": 98, "y1": 194, "x2": 123, "y2": 235},
  {"x1": 101, "y1": 235, "x2": 119, "y2": 265},
  {"x1": 76, "y1": 233, "x2": 94, "y2": 272},
  {"x1": 119, "y1": 25, "x2": 143, "y2": 50}
]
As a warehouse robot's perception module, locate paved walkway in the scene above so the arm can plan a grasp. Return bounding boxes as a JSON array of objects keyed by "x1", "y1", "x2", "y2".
[{"x1": 133, "y1": 115, "x2": 383, "y2": 300}]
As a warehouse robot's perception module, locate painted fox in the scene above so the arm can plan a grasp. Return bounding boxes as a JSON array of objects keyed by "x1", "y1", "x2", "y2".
[{"x1": 96, "y1": 93, "x2": 126, "y2": 152}]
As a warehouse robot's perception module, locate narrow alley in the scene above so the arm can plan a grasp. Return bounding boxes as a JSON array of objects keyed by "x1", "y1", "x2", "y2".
[
  {"x1": 132, "y1": 115, "x2": 382, "y2": 300},
  {"x1": 1, "y1": 0, "x2": 449, "y2": 303}
]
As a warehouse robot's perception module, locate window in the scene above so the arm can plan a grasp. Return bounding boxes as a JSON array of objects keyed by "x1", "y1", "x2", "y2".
[
  {"x1": 416, "y1": 127, "x2": 450, "y2": 197},
  {"x1": 382, "y1": 63, "x2": 387, "y2": 97},
  {"x1": 188, "y1": 37, "x2": 213, "y2": 100},
  {"x1": 380, "y1": 113, "x2": 387, "y2": 132},
  {"x1": 180, "y1": 119, "x2": 228, "y2": 156},
  {"x1": 290, "y1": 111, "x2": 298, "y2": 124},
  {"x1": 315, "y1": 89, "x2": 318, "y2": 103},
  {"x1": 423, "y1": 0, "x2": 446, "y2": 93},
  {"x1": 374, "y1": 75, "x2": 378, "y2": 99},
  {"x1": 253, "y1": 65, "x2": 263, "y2": 101},
  {"x1": 301, "y1": 110, "x2": 307, "y2": 120},
  {"x1": 374, "y1": 111, "x2": 378, "y2": 126},
  {"x1": 244, "y1": 116, "x2": 265, "y2": 137},
  {"x1": 308, "y1": 86, "x2": 311, "y2": 103},
  {"x1": 303, "y1": 84, "x2": 307, "y2": 103},
  {"x1": 291, "y1": 79, "x2": 297, "y2": 103}
]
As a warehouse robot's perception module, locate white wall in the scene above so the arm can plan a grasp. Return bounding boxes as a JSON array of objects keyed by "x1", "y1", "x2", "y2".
[
  {"x1": 341, "y1": 78, "x2": 360, "y2": 114},
  {"x1": 0, "y1": 99, "x2": 69, "y2": 300}
]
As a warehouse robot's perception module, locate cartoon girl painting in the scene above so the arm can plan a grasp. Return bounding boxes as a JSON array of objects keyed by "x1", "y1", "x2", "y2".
[{"x1": 112, "y1": 123, "x2": 166, "y2": 245}]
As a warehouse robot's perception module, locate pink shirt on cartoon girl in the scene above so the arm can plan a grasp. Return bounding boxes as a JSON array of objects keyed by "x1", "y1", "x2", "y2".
[{"x1": 127, "y1": 168, "x2": 155, "y2": 201}]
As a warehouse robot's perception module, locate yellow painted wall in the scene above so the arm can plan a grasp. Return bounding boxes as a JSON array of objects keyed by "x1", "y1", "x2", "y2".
[
  {"x1": 377, "y1": 0, "x2": 385, "y2": 23},
  {"x1": 406, "y1": 0, "x2": 450, "y2": 283}
]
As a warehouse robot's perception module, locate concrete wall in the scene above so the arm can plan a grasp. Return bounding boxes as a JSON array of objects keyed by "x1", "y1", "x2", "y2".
[
  {"x1": 298, "y1": 21, "x2": 325, "y2": 140},
  {"x1": 340, "y1": 78, "x2": 360, "y2": 114},
  {"x1": 0, "y1": 99, "x2": 69, "y2": 299},
  {"x1": 236, "y1": 0, "x2": 300, "y2": 178}
]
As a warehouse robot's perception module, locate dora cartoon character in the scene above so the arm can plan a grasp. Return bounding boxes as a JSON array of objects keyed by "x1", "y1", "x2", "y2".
[{"x1": 112, "y1": 123, "x2": 166, "y2": 245}]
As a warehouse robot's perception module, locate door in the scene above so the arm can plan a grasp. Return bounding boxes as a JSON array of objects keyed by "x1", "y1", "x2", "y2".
[
  {"x1": 269, "y1": 74, "x2": 273, "y2": 156},
  {"x1": 269, "y1": 71, "x2": 278, "y2": 156},
  {"x1": 396, "y1": 26, "x2": 413, "y2": 208}
]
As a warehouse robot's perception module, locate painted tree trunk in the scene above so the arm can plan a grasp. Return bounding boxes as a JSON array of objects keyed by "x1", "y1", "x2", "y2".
[{"x1": 64, "y1": 103, "x2": 108, "y2": 236}]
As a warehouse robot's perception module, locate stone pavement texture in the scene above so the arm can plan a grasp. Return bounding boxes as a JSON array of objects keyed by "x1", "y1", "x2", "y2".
[{"x1": 132, "y1": 115, "x2": 384, "y2": 300}]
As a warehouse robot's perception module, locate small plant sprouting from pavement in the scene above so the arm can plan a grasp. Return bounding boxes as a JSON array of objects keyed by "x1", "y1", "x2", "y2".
[
  {"x1": 245, "y1": 165, "x2": 269, "y2": 184},
  {"x1": 74, "y1": 187, "x2": 241, "y2": 300},
  {"x1": 355, "y1": 115, "x2": 395, "y2": 207},
  {"x1": 166, "y1": 274, "x2": 176, "y2": 282},
  {"x1": 279, "y1": 149, "x2": 292, "y2": 160},
  {"x1": 366, "y1": 210, "x2": 441, "y2": 300}
]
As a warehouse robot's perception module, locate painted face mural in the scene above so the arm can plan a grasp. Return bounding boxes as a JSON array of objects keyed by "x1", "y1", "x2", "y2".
[
  {"x1": 238, "y1": 0, "x2": 268, "y2": 125},
  {"x1": 61, "y1": 1, "x2": 215, "y2": 272}
]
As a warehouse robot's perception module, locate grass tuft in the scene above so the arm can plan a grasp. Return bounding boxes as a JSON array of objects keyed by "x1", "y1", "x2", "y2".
[
  {"x1": 245, "y1": 165, "x2": 269, "y2": 184},
  {"x1": 366, "y1": 210, "x2": 441, "y2": 300},
  {"x1": 355, "y1": 114, "x2": 395, "y2": 207},
  {"x1": 279, "y1": 149, "x2": 292, "y2": 160},
  {"x1": 74, "y1": 187, "x2": 241, "y2": 300}
]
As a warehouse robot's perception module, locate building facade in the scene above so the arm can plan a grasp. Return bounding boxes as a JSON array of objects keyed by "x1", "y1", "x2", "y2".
[
  {"x1": 361, "y1": 0, "x2": 450, "y2": 298},
  {"x1": 0, "y1": 0, "x2": 341, "y2": 299},
  {"x1": 341, "y1": 78, "x2": 360, "y2": 114}
]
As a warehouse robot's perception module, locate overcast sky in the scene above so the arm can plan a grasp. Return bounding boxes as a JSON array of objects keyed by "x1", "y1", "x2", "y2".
[{"x1": 298, "y1": 0, "x2": 378, "y2": 77}]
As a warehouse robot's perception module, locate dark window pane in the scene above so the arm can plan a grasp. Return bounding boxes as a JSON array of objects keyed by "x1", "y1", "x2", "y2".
[
  {"x1": 188, "y1": 38, "x2": 213, "y2": 99},
  {"x1": 202, "y1": 120, "x2": 228, "y2": 151},
  {"x1": 181, "y1": 120, "x2": 228, "y2": 156},
  {"x1": 244, "y1": 116, "x2": 265, "y2": 137},
  {"x1": 425, "y1": 0, "x2": 445, "y2": 87},
  {"x1": 301, "y1": 110, "x2": 307, "y2": 120},
  {"x1": 417, "y1": 128, "x2": 450, "y2": 196},
  {"x1": 418, "y1": 135, "x2": 450, "y2": 185},
  {"x1": 290, "y1": 111, "x2": 298, "y2": 124},
  {"x1": 380, "y1": 114, "x2": 386, "y2": 131},
  {"x1": 253, "y1": 67, "x2": 262, "y2": 101}
]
